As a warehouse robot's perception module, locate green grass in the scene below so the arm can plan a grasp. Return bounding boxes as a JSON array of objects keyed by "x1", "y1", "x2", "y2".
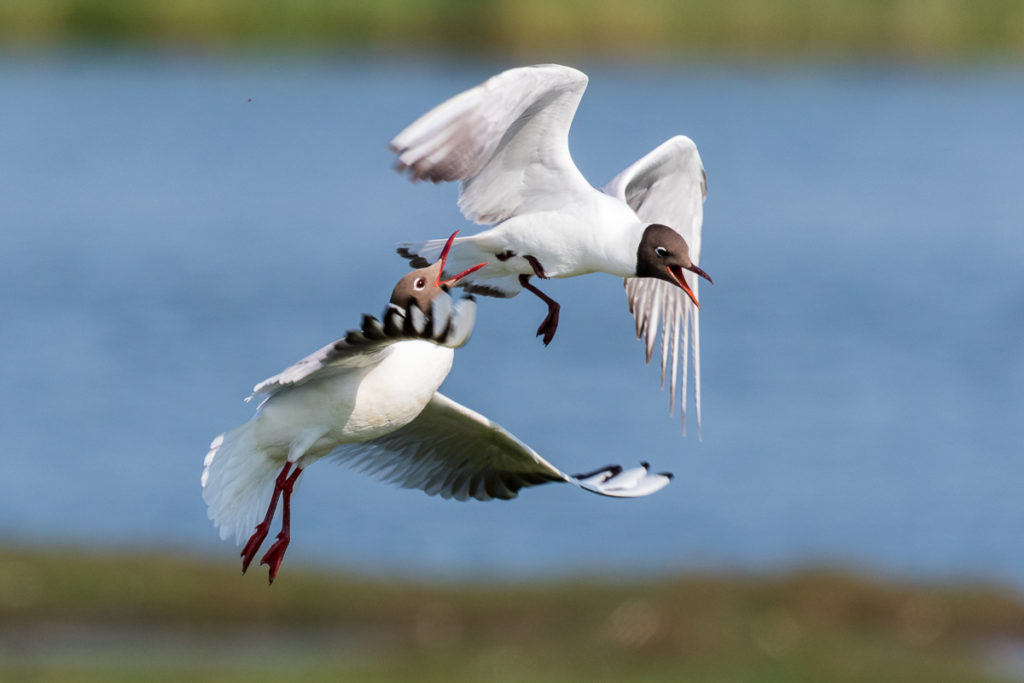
[
  {"x1": 1, "y1": 546, "x2": 1023, "y2": 681},
  {"x1": 0, "y1": 0, "x2": 1022, "y2": 59}
]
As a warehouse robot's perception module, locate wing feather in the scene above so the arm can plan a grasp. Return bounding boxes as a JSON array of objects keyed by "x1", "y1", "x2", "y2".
[
  {"x1": 607, "y1": 136, "x2": 707, "y2": 435},
  {"x1": 390, "y1": 65, "x2": 593, "y2": 224},
  {"x1": 248, "y1": 296, "x2": 476, "y2": 402},
  {"x1": 327, "y1": 393, "x2": 672, "y2": 501}
]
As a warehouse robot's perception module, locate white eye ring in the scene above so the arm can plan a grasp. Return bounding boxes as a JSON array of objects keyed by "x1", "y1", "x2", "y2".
[
  {"x1": 655, "y1": 246, "x2": 669, "y2": 257},
  {"x1": 414, "y1": 277, "x2": 426, "y2": 290}
]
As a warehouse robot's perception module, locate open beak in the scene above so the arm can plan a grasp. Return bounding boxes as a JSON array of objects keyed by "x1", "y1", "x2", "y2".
[
  {"x1": 666, "y1": 263, "x2": 713, "y2": 309},
  {"x1": 436, "y1": 230, "x2": 486, "y2": 287}
]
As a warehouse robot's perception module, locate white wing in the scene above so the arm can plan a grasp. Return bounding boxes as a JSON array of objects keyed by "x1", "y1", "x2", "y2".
[
  {"x1": 248, "y1": 296, "x2": 476, "y2": 402},
  {"x1": 603, "y1": 136, "x2": 707, "y2": 435},
  {"x1": 390, "y1": 64, "x2": 594, "y2": 224},
  {"x1": 328, "y1": 392, "x2": 673, "y2": 501}
]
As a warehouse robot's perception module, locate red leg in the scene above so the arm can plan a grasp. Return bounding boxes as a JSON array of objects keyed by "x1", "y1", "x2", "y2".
[
  {"x1": 518, "y1": 274, "x2": 561, "y2": 346},
  {"x1": 240, "y1": 462, "x2": 293, "y2": 573},
  {"x1": 260, "y1": 465, "x2": 303, "y2": 584}
]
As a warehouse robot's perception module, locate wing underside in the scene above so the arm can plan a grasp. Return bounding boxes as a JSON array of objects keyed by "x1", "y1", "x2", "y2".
[
  {"x1": 605, "y1": 136, "x2": 707, "y2": 434},
  {"x1": 327, "y1": 393, "x2": 673, "y2": 501}
]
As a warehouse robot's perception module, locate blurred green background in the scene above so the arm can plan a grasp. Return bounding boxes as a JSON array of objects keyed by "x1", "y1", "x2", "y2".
[
  {"x1": 3, "y1": 548, "x2": 1024, "y2": 681},
  {"x1": 1, "y1": 0, "x2": 1022, "y2": 59},
  {"x1": 3, "y1": 1, "x2": 1023, "y2": 681}
]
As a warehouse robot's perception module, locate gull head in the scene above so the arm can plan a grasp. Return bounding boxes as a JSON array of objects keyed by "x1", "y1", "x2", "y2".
[
  {"x1": 635, "y1": 224, "x2": 713, "y2": 309},
  {"x1": 390, "y1": 230, "x2": 486, "y2": 310}
]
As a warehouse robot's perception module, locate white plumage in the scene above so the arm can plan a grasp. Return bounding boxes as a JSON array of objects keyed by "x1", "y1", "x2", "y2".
[
  {"x1": 203, "y1": 255, "x2": 672, "y2": 583},
  {"x1": 202, "y1": 297, "x2": 472, "y2": 551},
  {"x1": 391, "y1": 64, "x2": 711, "y2": 433}
]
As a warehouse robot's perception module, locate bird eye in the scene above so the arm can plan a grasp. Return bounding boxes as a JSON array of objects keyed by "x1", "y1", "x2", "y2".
[
  {"x1": 414, "y1": 277, "x2": 426, "y2": 290},
  {"x1": 655, "y1": 246, "x2": 669, "y2": 258}
]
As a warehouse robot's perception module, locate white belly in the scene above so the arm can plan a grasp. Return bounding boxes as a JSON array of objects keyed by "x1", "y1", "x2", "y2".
[
  {"x1": 480, "y1": 193, "x2": 641, "y2": 278},
  {"x1": 345, "y1": 341, "x2": 453, "y2": 437},
  {"x1": 253, "y1": 341, "x2": 454, "y2": 465}
]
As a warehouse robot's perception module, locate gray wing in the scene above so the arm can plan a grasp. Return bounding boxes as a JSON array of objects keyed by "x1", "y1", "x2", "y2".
[
  {"x1": 328, "y1": 392, "x2": 673, "y2": 501},
  {"x1": 248, "y1": 296, "x2": 476, "y2": 402},
  {"x1": 390, "y1": 64, "x2": 593, "y2": 224},
  {"x1": 603, "y1": 136, "x2": 707, "y2": 435}
]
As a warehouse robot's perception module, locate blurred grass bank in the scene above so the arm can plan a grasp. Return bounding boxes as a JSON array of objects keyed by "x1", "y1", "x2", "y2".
[
  {"x1": 0, "y1": 0, "x2": 1022, "y2": 59},
  {"x1": 2, "y1": 547, "x2": 1023, "y2": 681}
]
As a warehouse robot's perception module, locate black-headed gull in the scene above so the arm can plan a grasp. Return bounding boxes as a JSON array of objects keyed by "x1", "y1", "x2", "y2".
[
  {"x1": 202, "y1": 233, "x2": 672, "y2": 583},
  {"x1": 390, "y1": 64, "x2": 713, "y2": 433}
]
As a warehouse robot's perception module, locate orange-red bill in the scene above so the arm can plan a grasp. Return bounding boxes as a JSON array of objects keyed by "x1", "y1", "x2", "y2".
[
  {"x1": 441, "y1": 262, "x2": 487, "y2": 285},
  {"x1": 435, "y1": 230, "x2": 461, "y2": 286},
  {"x1": 667, "y1": 265, "x2": 700, "y2": 309},
  {"x1": 435, "y1": 230, "x2": 487, "y2": 286}
]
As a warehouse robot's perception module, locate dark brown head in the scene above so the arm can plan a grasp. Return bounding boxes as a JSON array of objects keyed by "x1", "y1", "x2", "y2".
[
  {"x1": 389, "y1": 231, "x2": 486, "y2": 310},
  {"x1": 635, "y1": 224, "x2": 713, "y2": 308}
]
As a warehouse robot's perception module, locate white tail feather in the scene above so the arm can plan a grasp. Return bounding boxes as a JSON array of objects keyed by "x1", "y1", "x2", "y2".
[
  {"x1": 201, "y1": 422, "x2": 279, "y2": 544},
  {"x1": 400, "y1": 236, "x2": 491, "y2": 275},
  {"x1": 397, "y1": 237, "x2": 448, "y2": 266}
]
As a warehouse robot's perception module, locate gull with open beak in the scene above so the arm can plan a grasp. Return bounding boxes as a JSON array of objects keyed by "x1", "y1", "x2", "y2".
[
  {"x1": 390, "y1": 64, "x2": 714, "y2": 433},
  {"x1": 202, "y1": 232, "x2": 673, "y2": 584}
]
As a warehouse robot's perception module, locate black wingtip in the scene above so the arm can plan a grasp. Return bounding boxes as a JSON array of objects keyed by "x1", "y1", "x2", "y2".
[
  {"x1": 383, "y1": 307, "x2": 405, "y2": 337},
  {"x1": 402, "y1": 301, "x2": 425, "y2": 336},
  {"x1": 428, "y1": 309, "x2": 451, "y2": 342},
  {"x1": 641, "y1": 461, "x2": 650, "y2": 469},
  {"x1": 360, "y1": 314, "x2": 387, "y2": 340},
  {"x1": 462, "y1": 282, "x2": 515, "y2": 299},
  {"x1": 396, "y1": 246, "x2": 431, "y2": 268},
  {"x1": 572, "y1": 464, "x2": 623, "y2": 480},
  {"x1": 660, "y1": 472, "x2": 675, "y2": 480}
]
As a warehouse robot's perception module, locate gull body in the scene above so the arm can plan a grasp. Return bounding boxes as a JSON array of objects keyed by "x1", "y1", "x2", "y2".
[
  {"x1": 451, "y1": 192, "x2": 642, "y2": 280},
  {"x1": 251, "y1": 339, "x2": 452, "y2": 456},
  {"x1": 391, "y1": 64, "x2": 712, "y2": 432},
  {"x1": 202, "y1": 235, "x2": 672, "y2": 583}
]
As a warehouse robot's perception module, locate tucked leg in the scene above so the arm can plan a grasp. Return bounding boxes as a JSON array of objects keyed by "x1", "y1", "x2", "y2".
[
  {"x1": 240, "y1": 461, "x2": 293, "y2": 573},
  {"x1": 260, "y1": 465, "x2": 303, "y2": 584},
  {"x1": 518, "y1": 274, "x2": 561, "y2": 346}
]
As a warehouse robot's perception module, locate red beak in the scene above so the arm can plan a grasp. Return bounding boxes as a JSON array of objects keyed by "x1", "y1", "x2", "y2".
[
  {"x1": 436, "y1": 230, "x2": 486, "y2": 286},
  {"x1": 667, "y1": 266, "x2": 699, "y2": 309},
  {"x1": 666, "y1": 263, "x2": 712, "y2": 309}
]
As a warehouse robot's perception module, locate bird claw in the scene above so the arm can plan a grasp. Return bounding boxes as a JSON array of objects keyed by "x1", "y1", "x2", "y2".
[
  {"x1": 518, "y1": 274, "x2": 560, "y2": 346},
  {"x1": 535, "y1": 309, "x2": 559, "y2": 346},
  {"x1": 240, "y1": 521, "x2": 270, "y2": 573},
  {"x1": 260, "y1": 533, "x2": 290, "y2": 585}
]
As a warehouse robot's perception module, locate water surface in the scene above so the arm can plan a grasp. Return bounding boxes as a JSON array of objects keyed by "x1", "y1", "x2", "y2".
[{"x1": 1, "y1": 54, "x2": 1021, "y2": 587}]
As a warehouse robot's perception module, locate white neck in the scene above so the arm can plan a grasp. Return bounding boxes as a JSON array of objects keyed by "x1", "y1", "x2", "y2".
[{"x1": 589, "y1": 195, "x2": 646, "y2": 276}]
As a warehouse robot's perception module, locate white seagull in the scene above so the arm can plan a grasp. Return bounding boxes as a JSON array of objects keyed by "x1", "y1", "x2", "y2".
[
  {"x1": 390, "y1": 64, "x2": 713, "y2": 433},
  {"x1": 202, "y1": 232, "x2": 673, "y2": 583}
]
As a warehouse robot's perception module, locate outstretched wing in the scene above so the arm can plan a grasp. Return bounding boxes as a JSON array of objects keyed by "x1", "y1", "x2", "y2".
[
  {"x1": 603, "y1": 135, "x2": 708, "y2": 435},
  {"x1": 328, "y1": 392, "x2": 673, "y2": 501},
  {"x1": 390, "y1": 64, "x2": 594, "y2": 224},
  {"x1": 248, "y1": 296, "x2": 476, "y2": 402}
]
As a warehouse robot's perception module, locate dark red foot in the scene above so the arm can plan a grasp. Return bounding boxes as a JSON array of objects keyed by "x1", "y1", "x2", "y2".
[
  {"x1": 239, "y1": 462, "x2": 303, "y2": 582},
  {"x1": 259, "y1": 464, "x2": 302, "y2": 584},
  {"x1": 240, "y1": 521, "x2": 271, "y2": 573},
  {"x1": 519, "y1": 273, "x2": 561, "y2": 346},
  {"x1": 239, "y1": 461, "x2": 293, "y2": 574},
  {"x1": 261, "y1": 531, "x2": 290, "y2": 585},
  {"x1": 535, "y1": 305, "x2": 560, "y2": 346}
]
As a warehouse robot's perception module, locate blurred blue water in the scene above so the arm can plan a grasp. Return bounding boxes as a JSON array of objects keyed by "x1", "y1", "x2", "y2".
[{"x1": 1, "y1": 54, "x2": 1022, "y2": 587}]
